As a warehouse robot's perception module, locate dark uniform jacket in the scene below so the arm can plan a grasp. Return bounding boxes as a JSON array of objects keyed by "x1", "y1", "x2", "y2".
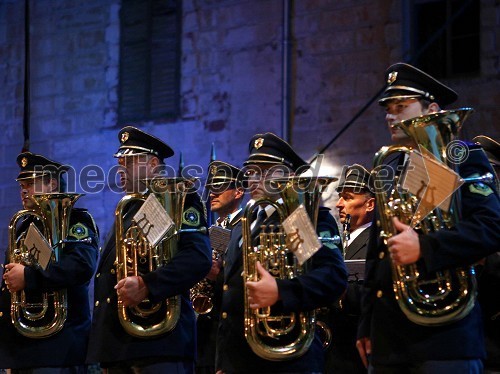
[
  {"x1": 86, "y1": 191, "x2": 212, "y2": 366},
  {"x1": 216, "y1": 206, "x2": 347, "y2": 373},
  {"x1": 345, "y1": 227, "x2": 370, "y2": 260},
  {"x1": 197, "y1": 209, "x2": 243, "y2": 371},
  {"x1": 326, "y1": 226, "x2": 370, "y2": 374},
  {"x1": 0, "y1": 208, "x2": 99, "y2": 369},
  {"x1": 358, "y1": 144, "x2": 500, "y2": 366},
  {"x1": 478, "y1": 240, "x2": 500, "y2": 370}
]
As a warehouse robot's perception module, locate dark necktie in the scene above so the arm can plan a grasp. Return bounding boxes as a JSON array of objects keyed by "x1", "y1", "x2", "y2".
[{"x1": 222, "y1": 215, "x2": 230, "y2": 229}]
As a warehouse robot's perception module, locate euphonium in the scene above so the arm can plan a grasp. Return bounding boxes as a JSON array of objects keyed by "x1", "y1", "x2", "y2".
[
  {"x1": 115, "y1": 177, "x2": 205, "y2": 338},
  {"x1": 242, "y1": 176, "x2": 336, "y2": 360},
  {"x1": 372, "y1": 108, "x2": 493, "y2": 326},
  {"x1": 8, "y1": 193, "x2": 82, "y2": 338},
  {"x1": 189, "y1": 274, "x2": 215, "y2": 315},
  {"x1": 190, "y1": 239, "x2": 224, "y2": 315}
]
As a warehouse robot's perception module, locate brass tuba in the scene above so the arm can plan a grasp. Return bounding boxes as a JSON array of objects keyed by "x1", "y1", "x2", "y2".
[
  {"x1": 8, "y1": 193, "x2": 83, "y2": 338},
  {"x1": 189, "y1": 272, "x2": 216, "y2": 315},
  {"x1": 372, "y1": 108, "x2": 493, "y2": 326},
  {"x1": 242, "y1": 176, "x2": 336, "y2": 360},
  {"x1": 115, "y1": 177, "x2": 205, "y2": 338},
  {"x1": 190, "y1": 229, "x2": 227, "y2": 314}
]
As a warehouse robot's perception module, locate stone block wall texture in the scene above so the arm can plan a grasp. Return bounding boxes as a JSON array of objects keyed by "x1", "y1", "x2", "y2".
[{"x1": 0, "y1": 0, "x2": 498, "y2": 252}]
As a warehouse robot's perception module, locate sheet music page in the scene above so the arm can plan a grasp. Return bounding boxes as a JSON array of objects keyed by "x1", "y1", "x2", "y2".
[
  {"x1": 24, "y1": 223, "x2": 53, "y2": 270},
  {"x1": 282, "y1": 205, "x2": 321, "y2": 265},
  {"x1": 133, "y1": 194, "x2": 174, "y2": 246},
  {"x1": 402, "y1": 150, "x2": 463, "y2": 226},
  {"x1": 208, "y1": 226, "x2": 231, "y2": 255}
]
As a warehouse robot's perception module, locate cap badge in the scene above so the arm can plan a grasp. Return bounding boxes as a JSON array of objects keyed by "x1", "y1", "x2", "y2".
[
  {"x1": 387, "y1": 71, "x2": 398, "y2": 85},
  {"x1": 210, "y1": 165, "x2": 218, "y2": 175},
  {"x1": 21, "y1": 157, "x2": 28, "y2": 168},
  {"x1": 254, "y1": 138, "x2": 264, "y2": 149},
  {"x1": 121, "y1": 132, "x2": 129, "y2": 143}
]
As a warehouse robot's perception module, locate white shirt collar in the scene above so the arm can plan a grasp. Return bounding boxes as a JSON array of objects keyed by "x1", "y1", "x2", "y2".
[{"x1": 347, "y1": 222, "x2": 372, "y2": 247}]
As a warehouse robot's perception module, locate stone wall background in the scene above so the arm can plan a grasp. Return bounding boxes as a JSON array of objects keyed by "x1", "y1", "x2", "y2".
[{"x1": 0, "y1": 0, "x2": 498, "y2": 251}]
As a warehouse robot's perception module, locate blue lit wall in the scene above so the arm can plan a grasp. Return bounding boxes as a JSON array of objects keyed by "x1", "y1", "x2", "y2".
[{"x1": 0, "y1": 0, "x2": 498, "y2": 257}]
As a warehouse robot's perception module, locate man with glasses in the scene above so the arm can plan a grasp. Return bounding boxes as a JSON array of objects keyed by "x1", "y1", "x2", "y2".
[
  {"x1": 215, "y1": 132, "x2": 347, "y2": 373},
  {"x1": 196, "y1": 161, "x2": 245, "y2": 374},
  {"x1": 206, "y1": 161, "x2": 245, "y2": 230}
]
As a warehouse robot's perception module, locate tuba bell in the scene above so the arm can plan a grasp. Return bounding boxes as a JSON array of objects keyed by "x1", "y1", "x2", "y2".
[
  {"x1": 190, "y1": 232, "x2": 226, "y2": 315},
  {"x1": 115, "y1": 177, "x2": 205, "y2": 338},
  {"x1": 189, "y1": 273, "x2": 216, "y2": 315},
  {"x1": 372, "y1": 108, "x2": 493, "y2": 326},
  {"x1": 241, "y1": 176, "x2": 336, "y2": 360},
  {"x1": 8, "y1": 193, "x2": 83, "y2": 338}
]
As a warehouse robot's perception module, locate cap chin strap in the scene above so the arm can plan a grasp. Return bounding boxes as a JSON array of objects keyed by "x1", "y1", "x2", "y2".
[
  {"x1": 113, "y1": 147, "x2": 155, "y2": 158},
  {"x1": 244, "y1": 153, "x2": 293, "y2": 169},
  {"x1": 384, "y1": 85, "x2": 435, "y2": 101}
]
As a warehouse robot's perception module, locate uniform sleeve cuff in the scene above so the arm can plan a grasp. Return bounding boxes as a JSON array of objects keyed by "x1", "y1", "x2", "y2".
[
  {"x1": 23, "y1": 266, "x2": 40, "y2": 291},
  {"x1": 276, "y1": 279, "x2": 299, "y2": 311},
  {"x1": 419, "y1": 234, "x2": 439, "y2": 272}
]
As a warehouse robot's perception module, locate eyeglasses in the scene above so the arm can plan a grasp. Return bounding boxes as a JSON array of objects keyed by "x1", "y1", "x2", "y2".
[
  {"x1": 208, "y1": 183, "x2": 235, "y2": 194},
  {"x1": 244, "y1": 166, "x2": 291, "y2": 180}
]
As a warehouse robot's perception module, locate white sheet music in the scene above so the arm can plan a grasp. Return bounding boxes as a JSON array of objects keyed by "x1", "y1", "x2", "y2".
[
  {"x1": 133, "y1": 194, "x2": 174, "y2": 246},
  {"x1": 282, "y1": 205, "x2": 321, "y2": 265},
  {"x1": 402, "y1": 150, "x2": 463, "y2": 226},
  {"x1": 24, "y1": 223, "x2": 53, "y2": 270}
]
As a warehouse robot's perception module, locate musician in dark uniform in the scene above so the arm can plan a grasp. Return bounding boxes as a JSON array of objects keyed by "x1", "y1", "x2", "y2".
[
  {"x1": 206, "y1": 161, "x2": 245, "y2": 229},
  {"x1": 0, "y1": 152, "x2": 99, "y2": 373},
  {"x1": 196, "y1": 161, "x2": 245, "y2": 374},
  {"x1": 473, "y1": 135, "x2": 500, "y2": 189},
  {"x1": 356, "y1": 63, "x2": 500, "y2": 373},
  {"x1": 216, "y1": 132, "x2": 347, "y2": 373},
  {"x1": 336, "y1": 164, "x2": 375, "y2": 260},
  {"x1": 326, "y1": 164, "x2": 374, "y2": 373},
  {"x1": 86, "y1": 126, "x2": 211, "y2": 373},
  {"x1": 472, "y1": 135, "x2": 500, "y2": 373}
]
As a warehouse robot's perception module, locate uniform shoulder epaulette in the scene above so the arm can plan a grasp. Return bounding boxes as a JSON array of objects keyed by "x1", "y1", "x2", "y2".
[
  {"x1": 181, "y1": 190, "x2": 208, "y2": 229},
  {"x1": 69, "y1": 208, "x2": 99, "y2": 240}
]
